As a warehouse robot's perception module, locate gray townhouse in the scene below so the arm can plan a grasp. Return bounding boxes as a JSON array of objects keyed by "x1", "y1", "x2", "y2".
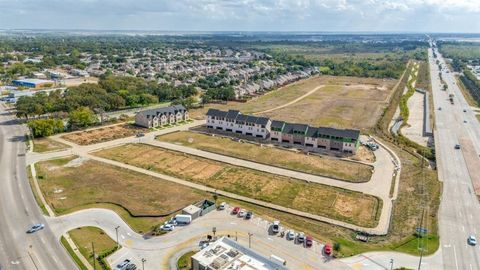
[
  {"x1": 206, "y1": 109, "x2": 360, "y2": 154},
  {"x1": 135, "y1": 105, "x2": 189, "y2": 128}
]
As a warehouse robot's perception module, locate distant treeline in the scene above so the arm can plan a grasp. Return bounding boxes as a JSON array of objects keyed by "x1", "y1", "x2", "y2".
[
  {"x1": 460, "y1": 70, "x2": 480, "y2": 105},
  {"x1": 15, "y1": 76, "x2": 197, "y2": 119}
]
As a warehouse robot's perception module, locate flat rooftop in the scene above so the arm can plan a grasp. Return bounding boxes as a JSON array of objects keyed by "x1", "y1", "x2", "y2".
[
  {"x1": 192, "y1": 236, "x2": 289, "y2": 270},
  {"x1": 13, "y1": 78, "x2": 54, "y2": 84}
]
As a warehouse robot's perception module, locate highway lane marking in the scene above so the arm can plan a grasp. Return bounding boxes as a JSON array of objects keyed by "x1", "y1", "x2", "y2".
[
  {"x1": 453, "y1": 245, "x2": 459, "y2": 270},
  {"x1": 470, "y1": 264, "x2": 473, "y2": 270}
]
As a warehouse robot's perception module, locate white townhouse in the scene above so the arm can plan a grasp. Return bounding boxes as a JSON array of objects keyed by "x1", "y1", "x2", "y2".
[
  {"x1": 206, "y1": 109, "x2": 271, "y2": 139},
  {"x1": 135, "y1": 105, "x2": 189, "y2": 128}
]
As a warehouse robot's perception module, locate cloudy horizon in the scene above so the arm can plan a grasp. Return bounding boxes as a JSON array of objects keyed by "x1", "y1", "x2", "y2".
[{"x1": 1, "y1": 0, "x2": 479, "y2": 33}]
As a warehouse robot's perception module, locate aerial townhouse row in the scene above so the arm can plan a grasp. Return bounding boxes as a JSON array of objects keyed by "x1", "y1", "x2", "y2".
[
  {"x1": 206, "y1": 109, "x2": 360, "y2": 154},
  {"x1": 135, "y1": 105, "x2": 189, "y2": 128}
]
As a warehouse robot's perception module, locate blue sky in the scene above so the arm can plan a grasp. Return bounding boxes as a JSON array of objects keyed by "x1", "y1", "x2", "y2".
[{"x1": 0, "y1": 0, "x2": 479, "y2": 32}]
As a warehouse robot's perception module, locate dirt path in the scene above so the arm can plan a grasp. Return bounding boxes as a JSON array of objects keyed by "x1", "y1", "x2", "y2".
[{"x1": 253, "y1": 85, "x2": 324, "y2": 115}]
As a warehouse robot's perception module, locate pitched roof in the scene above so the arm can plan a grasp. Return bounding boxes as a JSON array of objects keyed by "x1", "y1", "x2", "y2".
[
  {"x1": 235, "y1": 114, "x2": 248, "y2": 122},
  {"x1": 138, "y1": 105, "x2": 187, "y2": 118},
  {"x1": 306, "y1": 127, "x2": 318, "y2": 137},
  {"x1": 291, "y1": 123, "x2": 309, "y2": 133},
  {"x1": 255, "y1": 117, "x2": 270, "y2": 126},
  {"x1": 317, "y1": 127, "x2": 360, "y2": 140},
  {"x1": 225, "y1": 110, "x2": 240, "y2": 120},
  {"x1": 245, "y1": 115, "x2": 258, "y2": 124},
  {"x1": 206, "y1": 108, "x2": 227, "y2": 118},
  {"x1": 271, "y1": 120, "x2": 285, "y2": 130}
]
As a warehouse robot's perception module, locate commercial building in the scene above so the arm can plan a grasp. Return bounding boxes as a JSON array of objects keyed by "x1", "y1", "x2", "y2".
[
  {"x1": 206, "y1": 109, "x2": 360, "y2": 154},
  {"x1": 191, "y1": 237, "x2": 289, "y2": 270},
  {"x1": 12, "y1": 79, "x2": 54, "y2": 89},
  {"x1": 134, "y1": 105, "x2": 189, "y2": 128}
]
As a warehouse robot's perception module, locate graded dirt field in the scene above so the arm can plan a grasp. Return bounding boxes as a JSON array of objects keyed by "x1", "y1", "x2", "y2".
[
  {"x1": 36, "y1": 157, "x2": 205, "y2": 232},
  {"x1": 61, "y1": 123, "x2": 148, "y2": 145},
  {"x1": 33, "y1": 137, "x2": 70, "y2": 153},
  {"x1": 94, "y1": 144, "x2": 381, "y2": 227},
  {"x1": 69, "y1": 227, "x2": 116, "y2": 267},
  {"x1": 190, "y1": 76, "x2": 395, "y2": 130},
  {"x1": 157, "y1": 131, "x2": 373, "y2": 182}
]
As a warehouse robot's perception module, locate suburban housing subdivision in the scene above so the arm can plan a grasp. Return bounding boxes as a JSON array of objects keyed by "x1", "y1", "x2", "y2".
[
  {"x1": 206, "y1": 108, "x2": 360, "y2": 154},
  {"x1": 135, "y1": 105, "x2": 189, "y2": 128}
]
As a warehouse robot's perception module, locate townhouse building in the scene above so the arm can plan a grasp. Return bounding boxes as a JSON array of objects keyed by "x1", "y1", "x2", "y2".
[
  {"x1": 206, "y1": 109, "x2": 271, "y2": 138},
  {"x1": 206, "y1": 109, "x2": 360, "y2": 154},
  {"x1": 135, "y1": 105, "x2": 189, "y2": 128}
]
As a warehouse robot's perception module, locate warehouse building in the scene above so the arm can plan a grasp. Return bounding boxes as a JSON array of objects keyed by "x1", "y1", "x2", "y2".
[
  {"x1": 206, "y1": 109, "x2": 360, "y2": 154},
  {"x1": 191, "y1": 237, "x2": 289, "y2": 270},
  {"x1": 12, "y1": 79, "x2": 54, "y2": 89}
]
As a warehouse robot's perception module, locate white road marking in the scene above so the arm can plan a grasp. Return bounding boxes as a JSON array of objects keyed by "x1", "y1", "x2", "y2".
[
  {"x1": 121, "y1": 234, "x2": 125, "y2": 239},
  {"x1": 470, "y1": 263, "x2": 473, "y2": 270},
  {"x1": 11, "y1": 260, "x2": 20, "y2": 265},
  {"x1": 453, "y1": 245, "x2": 459, "y2": 270}
]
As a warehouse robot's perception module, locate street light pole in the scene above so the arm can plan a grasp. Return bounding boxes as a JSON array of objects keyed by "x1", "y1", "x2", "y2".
[
  {"x1": 141, "y1": 258, "x2": 146, "y2": 270},
  {"x1": 390, "y1": 258, "x2": 394, "y2": 270},
  {"x1": 115, "y1": 226, "x2": 120, "y2": 248}
]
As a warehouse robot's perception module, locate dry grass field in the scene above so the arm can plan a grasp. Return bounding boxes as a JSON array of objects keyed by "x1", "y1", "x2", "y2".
[
  {"x1": 69, "y1": 227, "x2": 116, "y2": 267},
  {"x1": 33, "y1": 138, "x2": 70, "y2": 153},
  {"x1": 94, "y1": 144, "x2": 381, "y2": 227},
  {"x1": 157, "y1": 131, "x2": 373, "y2": 182},
  {"x1": 190, "y1": 76, "x2": 396, "y2": 130},
  {"x1": 36, "y1": 156, "x2": 205, "y2": 232},
  {"x1": 61, "y1": 123, "x2": 148, "y2": 145}
]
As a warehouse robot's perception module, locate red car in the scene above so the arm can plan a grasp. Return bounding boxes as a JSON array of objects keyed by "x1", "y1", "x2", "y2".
[
  {"x1": 305, "y1": 236, "x2": 313, "y2": 247},
  {"x1": 323, "y1": 243, "x2": 332, "y2": 256},
  {"x1": 232, "y1": 207, "x2": 240, "y2": 215}
]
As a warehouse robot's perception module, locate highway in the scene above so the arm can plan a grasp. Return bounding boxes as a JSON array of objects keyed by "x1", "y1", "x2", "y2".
[
  {"x1": 429, "y1": 43, "x2": 480, "y2": 270},
  {"x1": 0, "y1": 104, "x2": 76, "y2": 270}
]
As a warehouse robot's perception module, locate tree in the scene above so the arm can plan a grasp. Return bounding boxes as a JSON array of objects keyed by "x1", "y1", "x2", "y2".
[
  {"x1": 68, "y1": 107, "x2": 97, "y2": 130},
  {"x1": 27, "y1": 119, "x2": 64, "y2": 137}
]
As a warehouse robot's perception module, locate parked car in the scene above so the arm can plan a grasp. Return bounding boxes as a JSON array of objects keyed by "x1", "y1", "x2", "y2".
[
  {"x1": 323, "y1": 243, "x2": 332, "y2": 255},
  {"x1": 245, "y1": 211, "x2": 253, "y2": 220},
  {"x1": 232, "y1": 207, "x2": 240, "y2": 215},
  {"x1": 463, "y1": 109, "x2": 467, "y2": 112},
  {"x1": 218, "y1": 202, "x2": 226, "y2": 210},
  {"x1": 26, "y1": 223, "x2": 44, "y2": 233},
  {"x1": 167, "y1": 218, "x2": 177, "y2": 226},
  {"x1": 438, "y1": 107, "x2": 442, "y2": 110},
  {"x1": 455, "y1": 144, "x2": 461, "y2": 149},
  {"x1": 305, "y1": 236, "x2": 313, "y2": 247},
  {"x1": 238, "y1": 209, "x2": 246, "y2": 218},
  {"x1": 160, "y1": 224, "x2": 174, "y2": 231},
  {"x1": 135, "y1": 133, "x2": 145, "y2": 137},
  {"x1": 116, "y1": 259, "x2": 131, "y2": 270},
  {"x1": 271, "y1": 221, "x2": 280, "y2": 234},
  {"x1": 125, "y1": 264, "x2": 137, "y2": 270},
  {"x1": 297, "y1": 232, "x2": 306, "y2": 243},
  {"x1": 286, "y1": 230, "x2": 296, "y2": 240},
  {"x1": 468, "y1": 235, "x2": 477, "y2": 246}
]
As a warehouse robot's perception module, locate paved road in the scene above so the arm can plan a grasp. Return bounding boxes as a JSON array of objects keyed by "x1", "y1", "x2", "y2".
[
  {"x1": 0, "y1": 104, "x2": 77, "y2": 270},
  {"x1": 47, "y1": 207, "x2": 352, "y2": 270},
  {"x1": 429, "y1": 44, "x2": 480, "y2": 270}
]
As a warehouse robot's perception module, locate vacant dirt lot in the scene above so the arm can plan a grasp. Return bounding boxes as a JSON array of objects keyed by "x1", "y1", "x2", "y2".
[
  {"x1": 61, "y1": 123, "x2": 148, "y2": 145},
  {"x1": 36, "y1": 156, "x2": 205, "y2": 218},
  {"x1": 94, "y1": 144, "x2": 381, "y2": 227},
  {"x1": 190, "y1": 76, "x2": 395, "y2": 130},
  {"x1": 157, "y1": 131, "x2": 373, "y2": 182},
  {"x1": 33, "y1": 138, "x2": 70, "y2": 153}
]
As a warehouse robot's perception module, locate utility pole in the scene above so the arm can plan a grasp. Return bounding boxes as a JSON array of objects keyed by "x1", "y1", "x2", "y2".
[
  {"x1": 115, "y1": 226, "x2": 120, "y2": 248},
  {"x1": 235, "y1": 231, "x2": 238, "y2": 241},
  {"x1": 390, "y1": 258, "x2": 394, "y2": 270},
  {"x1": 92, "y1": 242, "x2": 96, "y2": 270},
  {"x1": 248, "y1": 233, "x2": 253, "y2": 248},
  {"x1": 141, "y1": 258, "x2": 146, "y2": 270}
]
